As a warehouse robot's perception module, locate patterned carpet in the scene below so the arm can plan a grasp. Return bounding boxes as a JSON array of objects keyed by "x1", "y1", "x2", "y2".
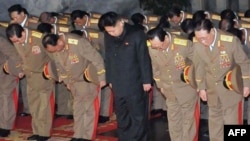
[{"x1": 0, "y1": 115, "x2": 118, "y2": 141}]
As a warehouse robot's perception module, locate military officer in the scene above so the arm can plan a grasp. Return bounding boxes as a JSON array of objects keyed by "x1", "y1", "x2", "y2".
[
  {"x1": 147, "y1": 27, "x2": 199, "y2": 141},
  {"x1": 192, "y1": 19, "x2": 250, "y2": 141},
  {"x1": 6, "y1": 24, "x2": 55, "y2": 141},
  {"x1": 42, "y1": 32, "x2": 106, "y2": 141},
  {"x1": 0, "y1": 36, "x2": 23, "y2": 138}
]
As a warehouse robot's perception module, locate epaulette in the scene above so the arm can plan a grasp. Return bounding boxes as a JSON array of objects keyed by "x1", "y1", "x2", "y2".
[
  {"x1": 92, "y1": 13, "x2": 101, "y2": 19},
  {"x1": 241, "y1": 23, "x2": 250, "y2": 29},
  {"x1": 241, "y1": 18, "x2": 250, "y2": 22},
  {"x1": 68, "y1": 38, "x2": 78, "y2": 45},
  {"x1": 211, "y1": 14, "x2": 221, "y2": 21},
  {"x1": 90, "y1": 18, "x2": 99, "y2": 24},
  {"x1": 171, "y1": 31, "x2": 181, "y2": 35},
  {"x1": 58, "y1": 19, "x2": 67, "y2": 25},
  {"x1": 192, "y1": 37, "x2": 198, "y2": 43},
  {"x1": 0, "y1": 22, "x2": 8, "y2": 27},
  {"x1": 146, "y1": 40, "x2": 151, "y2": 47},
  {"x1": 186, "y1": 14, "x2": 193, "y2": 19},
  {"x1": 59, "y1": 26, "x2": 69, "y2": 33},
  {"x1": 147, "y1": 15, "x2": 159, "y2": 23},
  {"x1": 28, "y1": 18, "x2": 38, "y2": 23},
  {"x1": 31, "y1": 31, "x2": 42, "y2": 38},
  {"x1": 220, "y1": 35, "x2": 233, "y2": 42},
  {"x1": 238, "y1": 12, "x2": 244, "y2": 17},
  {"x1": 89, "y1": 32, "x2": 99, "y2": 39},
  {"x1": 174, "y1": 38, "x2": 188, "y2": 46}
]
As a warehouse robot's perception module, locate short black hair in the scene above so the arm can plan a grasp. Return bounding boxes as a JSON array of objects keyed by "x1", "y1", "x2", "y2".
[
  {"x1": 70, "y1": 30, "x2": 84, "y2": 37},
  {"x1": 193, "y1": 19, "x2": 213, "y2": 33},
  {"x1": 181, "y1": 18, "x2": 194, "y2": 34},
  {"x1": 131, "y1": 13, "x2": 145, "y2": 25},
  {"x1": 42, "y1": 33, "x2": 59, "y2": 48},
  {"x1": 147, "y1": 27, "x2": 166, "y2": 42},
  {"x1": 6, "y1": 23, "x2": 24, "y2": 39},
  {"x1": 156, "y1": 15, "x2": 170, "y2": 29},
  {"x1": 70, "y1": 10, "x2": 90, "y2": 21},
  {"x1": 37, "y1": 23, "x2": 53, "y2": 34},
  {"x1": 193, "y1": 10, "x2": 207, "y2": 23},
  {"x1": 98, "y1": 11, "x2": 121, "y2": 32},
  {"x1": 167, "y1": 5, "x2": 182, "y2": 18},
  {"x1": 220, "y1": 9, "x2": 237, "y2": 20},
  {"x1": 244, "y1": 9, "x2": 250, "y2": 18},
  {"x1": 219, "y1": 18, "x2": 235, "y2": 31},
  {"x1": 8, "y1": 4, "x2": 28, "y2": 15}
]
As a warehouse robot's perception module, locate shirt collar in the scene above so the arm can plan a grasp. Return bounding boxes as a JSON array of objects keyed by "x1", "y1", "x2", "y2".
[{"x1": 20, "y1": 15, "x2": 28, "y2": 27}]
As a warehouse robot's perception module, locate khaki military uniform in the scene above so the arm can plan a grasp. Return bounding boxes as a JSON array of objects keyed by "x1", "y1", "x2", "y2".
[
  {"x1": 193, "y1": 28, "x2": 250, "y2": 141},
  {"x1": 81, "y1": 28, "x2": 114, "y2": 118},
  {"x1": 239, "y1": 27, "x2": 250, "y2": 125},
  {"x1": 13, "y1": 29, "x2": 55, "y2": 137},
  {"x1": 52, "y1": 33, "x2": 105, "y2": 140},
  {"x1": 149, "y1": 33, "x2": 199, "y2": 141},
  {"x1": 169, "y1": 11, "x2": 193, "y2": 30},
  {"x1": 51, "y1": 24, "x2": 74, "y2": 116},
  {"x1": 0, "y1": 37, "x2": 22, "y2": 130}
]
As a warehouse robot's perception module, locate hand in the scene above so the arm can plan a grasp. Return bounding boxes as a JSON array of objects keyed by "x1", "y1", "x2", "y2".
[
  {"x1": 99, "y1": 80, "x2": 106, "y2": 88},
  {"x1": 18, "y1": 72, "x2": 24, "y2": 78},
  {"x1": 143, "y1": 83, "x2": 152, "y2": 92},
  {"x1": 66, "y1": 84, "x2": 71, "y2": 90},
  {"x1": 199, "y1": 89, "x2": 207, "y2": 101},
  {"x1": 109, "y1": 83, "x2": 112, "y2": 88},
  {"x1": 160, "y1": 88, "x2": 164, "y2": 93},
  {"x1": 243, "y1": 87, "x2": 250, "y2": 97}
]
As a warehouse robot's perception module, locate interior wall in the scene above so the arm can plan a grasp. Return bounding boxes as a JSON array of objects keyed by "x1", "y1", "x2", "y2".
[{"x1": 0, "y1": 0, "x2": 141, "y2": 21}]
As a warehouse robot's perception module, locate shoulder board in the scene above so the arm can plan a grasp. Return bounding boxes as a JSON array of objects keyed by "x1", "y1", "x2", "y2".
[
  {"x1": 148, "y1": 16, "x2": 159, "y2": 22},
  {"x1": 31, "y1": 31, "x2": 42, "y2": 38},
  {"x1": 68, "y1": 38, "x2": 78, "y2": 45},
  {"x1": 186, "y1": 14, "x2": 193, "y2": 19},
  {"x1": 61, "y1": 17, "x2": 69, "y2": 22},
  {"x1": 241, "y1": 18, "x2": 250, "y2": 22},
  {"x1": 192, "y1": 37, "x2": 198, "y2": 42},
  {"x1": 28, "y1": 18, "x2": 38, "y2": 23},
  {"x1": 90, "y1": 18, "x2": 99, "y2": 24},
  {"x1": 58, "y1": 19, "x2": 67, "y2": 25},
  {"x1": 0, "y1": 22, "x2": 8, "y2": 27},
  {"x1": 174, "y1": 38, "x2": 188, "y2": 46},
  {"x1": 89, "y1": 32, "x2": 99, "y2": 39},
  {"x1": 241, "y1": 23, "x2": 250, "y2": 29},
  {"x1": 238, "y1": 12, "x2": 244, "y2": 17},
  {"x1": 171, "y1": 31, "x2": 181, "y2": 35},
  {"x1": 147, "y1": 40, "x2": 151, "y2": 47},
  {"x1": 92, "y1": 13, "x2": 101, "y2": 19},
  {"x1": 211, "y1": 14, "x2": 221, "y2": 21},
  {"x1": 59, "y1": 27, "x2": 69, "y2": 33},
  {"x1": 220, "y1": 35, "x2": 233, "y2": 42}
]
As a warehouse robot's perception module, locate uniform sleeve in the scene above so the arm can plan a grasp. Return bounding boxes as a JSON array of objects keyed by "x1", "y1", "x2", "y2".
[
  {"x1": 149, "y1": 51, "x2": 164, "y2": 89},
  {"x1": 135, "y1": 30, "x2": 153, "y2": 84},
  {"x1": 232, "y1": 37, "x2": 250, "y2": 87},
  {"x1": 193, "y1": 43, "x2": 207, "y2": 90},
  {"x1": 79, "y1": 38, "x2": 105, "y2": 81}
]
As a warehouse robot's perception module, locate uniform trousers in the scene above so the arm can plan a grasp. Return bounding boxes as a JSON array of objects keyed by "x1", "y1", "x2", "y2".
[
  {"x1": 70, "y1": 81, "x2": 100, "y2": 140},
  {"x1": 26, "y1": 71, "x2": 55, "y2": 136},
  {"x1": 0, "y1": 70, "x2": 19, "y2": 129}
]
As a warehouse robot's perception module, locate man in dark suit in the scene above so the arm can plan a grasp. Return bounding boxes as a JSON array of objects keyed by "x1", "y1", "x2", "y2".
[{"x1": 98, "y1": 11, "x2": 153, "y2": 141}]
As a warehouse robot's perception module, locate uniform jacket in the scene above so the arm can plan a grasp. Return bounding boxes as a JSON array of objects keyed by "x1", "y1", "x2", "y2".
[
  {"x1": 193, "y1": 28, "x2": 250, "y2": 107},
  {"x1": 149, "y1": 33, "x2": 197, "y2": 104},
  {"x1": 52, "y1": 33, "x2": 105, "y2": 84}
]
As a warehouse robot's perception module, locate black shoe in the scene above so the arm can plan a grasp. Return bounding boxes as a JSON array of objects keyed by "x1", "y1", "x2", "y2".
[
  {"x1": 70, "y1": 138, "x2": 84, "y2": 141},
  {"x1": 27, "y1": 134, "x2": 39, "y2": 140},
  {"x1": 82, "y1": 139, "x2": 91, "y2": 141},
  {"x1": 98, "y1": 116, "x2": 110, "y2": 123},
  {"x1": 38, "y1": 136, "x2": 50, "y2": 141},
  {"x1": 151, "y1": 109, "x2": 162, "y2": 115},
  {"x1": 19, "y1": 112, "x2": 31, "y2": 117},
  {"x1": 55, "y1": 114, "x2": 66, "y2": 118},
  {"x1": 0, "y1": 128, "x2": 10, "y2": 137},
  {"x1": 66, "y1": 115, "x2": 74, "y2": 119}
]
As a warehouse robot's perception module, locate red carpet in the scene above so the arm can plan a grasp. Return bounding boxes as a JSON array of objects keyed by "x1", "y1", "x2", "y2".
[{"x1": 0, "y1": 115, "x2": 118, "y2": 141}]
